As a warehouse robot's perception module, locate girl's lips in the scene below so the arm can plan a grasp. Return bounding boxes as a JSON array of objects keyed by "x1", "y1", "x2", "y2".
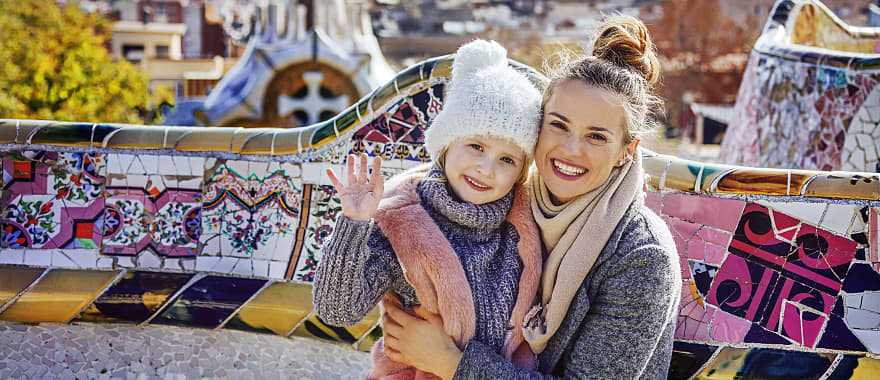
[
  {"x1": 550, "y1": 158, "x2": 587, "y2": 181},
  {"x1": 463, "y1": 175, "x2": 491, "y2": 192}
]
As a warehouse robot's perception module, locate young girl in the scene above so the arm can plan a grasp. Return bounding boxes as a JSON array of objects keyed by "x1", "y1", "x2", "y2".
[{"x1": 312, "y1": 40, "x2": 543, "y2": 379}]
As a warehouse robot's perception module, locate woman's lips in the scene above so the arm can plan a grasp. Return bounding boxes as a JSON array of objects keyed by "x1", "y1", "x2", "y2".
[{"x1": 550, "y1": 159, "x2": 587, "y2": 181}]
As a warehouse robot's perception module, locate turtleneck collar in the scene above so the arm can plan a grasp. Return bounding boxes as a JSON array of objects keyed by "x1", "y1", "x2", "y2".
[{"x1": 416, "y1": 164, "x2": 513, "y2": 231}]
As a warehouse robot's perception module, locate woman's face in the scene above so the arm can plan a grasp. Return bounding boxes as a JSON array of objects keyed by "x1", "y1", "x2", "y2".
[
  {"x1": 444, "y1": 136, "x2": 526, "y2": 205},
  {"x1": 534, "y1": 80, "x2": 639, "y2": 204}
]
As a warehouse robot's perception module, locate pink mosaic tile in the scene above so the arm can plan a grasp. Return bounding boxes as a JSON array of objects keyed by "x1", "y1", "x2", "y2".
[{"x1": 661, "y1": 193, "x2": 745, "y2": 231}]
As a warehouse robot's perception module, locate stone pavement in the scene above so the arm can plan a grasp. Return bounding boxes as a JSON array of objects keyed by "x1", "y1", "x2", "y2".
[{"x1": 0, "y1": 322, "x2": 371, "y2": 379}]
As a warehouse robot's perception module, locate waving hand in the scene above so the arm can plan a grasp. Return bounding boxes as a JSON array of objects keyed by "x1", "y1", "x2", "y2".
[{"x1": 326, "y1": 153, "x2": 384, "y2": 221}]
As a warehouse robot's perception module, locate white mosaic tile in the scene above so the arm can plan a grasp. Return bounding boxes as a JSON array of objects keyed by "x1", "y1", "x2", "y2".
[
  {"x1": 821, "y1": 204, "x2": 858, "y2": 236},
  {"x1": 757, "y1": 200, "x2": 825, "y2": 226},
  {"x1": 0, "y1": 251, "x2": 24, "y2": 265}
]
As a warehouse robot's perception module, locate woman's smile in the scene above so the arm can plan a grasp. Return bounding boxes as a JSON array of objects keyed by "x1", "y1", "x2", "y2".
[{"x1": 550, "y1": 158, "x2": 588, "y2": 180}]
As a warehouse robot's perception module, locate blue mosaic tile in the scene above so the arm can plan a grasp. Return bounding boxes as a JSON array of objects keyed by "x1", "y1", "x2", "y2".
[{"x1": 152, "y1": 275, "x2": 266, "y2": 328}]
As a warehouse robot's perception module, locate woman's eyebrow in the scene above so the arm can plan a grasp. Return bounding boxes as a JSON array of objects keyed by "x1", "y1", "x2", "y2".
[
  {"x1": 587, "y1": 126, "x2": 612, "y2": 133},
  {"x1": 548, "y1": 112, "x2": 570, "y2": 122}
]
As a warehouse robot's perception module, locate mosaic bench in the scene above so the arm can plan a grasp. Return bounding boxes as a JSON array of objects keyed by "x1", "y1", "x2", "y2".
[
  {"x1": 2, "y1": 29, "x2": 880, "y2": 380},
  {"x1": 720, "y1": 0, "x2": 880, "y2": 172}
]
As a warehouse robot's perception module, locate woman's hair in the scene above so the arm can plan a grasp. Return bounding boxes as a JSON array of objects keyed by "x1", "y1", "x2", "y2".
[
  {"x1": 434, "y1": 146, "x2": 532, "y2": 185},
  {"x1": 542, "y1": 15, "x2": 664, "y2": 144}
]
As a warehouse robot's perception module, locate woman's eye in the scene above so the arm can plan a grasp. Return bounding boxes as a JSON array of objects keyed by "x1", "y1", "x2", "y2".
[
  {"x1": 468, "y1": 143, "x2": 484, "y2": 152},
  {"x1": 588, "y1": 133, "x2": 608, "y2": 143},
  {"x1": 549, "y1": 121, "x2": 568, "y2": 131},
  {"x1": 500, "y1": 156, "x2": 515, "y2": 165}
]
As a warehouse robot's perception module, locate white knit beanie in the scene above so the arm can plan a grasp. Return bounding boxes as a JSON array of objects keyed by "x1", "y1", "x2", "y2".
[{"x1": 425, "y1": 40, "x2": 542, "y2": 160}]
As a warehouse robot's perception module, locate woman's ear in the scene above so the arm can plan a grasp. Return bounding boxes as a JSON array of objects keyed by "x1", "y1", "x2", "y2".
[
  {"x1": 617, "y1": 139, "x2": 640, "y2": 166},
  {"x1": 626, "y1": 139, "x2": 640, "y2": 159}
]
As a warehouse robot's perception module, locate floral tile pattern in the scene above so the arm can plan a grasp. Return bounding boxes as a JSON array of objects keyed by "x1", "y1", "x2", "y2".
[
  {"x1": 291, "y1": 185, "x2": 340, "y2": 282},
  {"x1": 0, "y1": 151, "x2": 105, "y2": 252},
  {"x1": 199, "y1": 159, "x2": 302, "y2": 279},
  {"x1": 102, "y1": 154, "x2": 203, "y2": 258}
]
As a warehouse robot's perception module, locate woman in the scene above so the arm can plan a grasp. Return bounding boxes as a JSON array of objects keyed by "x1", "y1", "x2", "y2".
[{"x1": 380, "y1": 16, "x2": 681, "y2": 379}]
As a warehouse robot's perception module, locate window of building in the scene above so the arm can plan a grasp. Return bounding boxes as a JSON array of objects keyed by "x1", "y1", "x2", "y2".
[
  {"x1": 156, "y1": 45, "x2": 170, "y2": 59},
  {"x1": 122, "y1": 44, "x2": 145, "y2": 62}
]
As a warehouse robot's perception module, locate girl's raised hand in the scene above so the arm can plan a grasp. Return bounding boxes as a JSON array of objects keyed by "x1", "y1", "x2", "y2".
[{"x1": 326, "y1": 153, "x2": 384, "y2": 221}]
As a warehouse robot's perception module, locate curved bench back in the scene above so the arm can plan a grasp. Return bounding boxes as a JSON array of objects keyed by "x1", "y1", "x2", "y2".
[{"x1": 721, "y1": 0, "x2": 880, "y2": 173}]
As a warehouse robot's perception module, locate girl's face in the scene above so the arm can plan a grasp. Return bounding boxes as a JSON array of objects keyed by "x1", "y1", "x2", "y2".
[
  {"x1": 534, "y1": 80, "x2": 639, "y2": 204},
  {"x1": 443, "y1": 136, "x2": 526, "y2": 205}
]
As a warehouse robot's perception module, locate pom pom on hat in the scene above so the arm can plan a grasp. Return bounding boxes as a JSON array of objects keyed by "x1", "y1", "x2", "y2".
[
  {"x1": 451, "y1": 39, "x2": 507, "y2": 78},
  {"x1": 425, "y1": 40, "x2": 542, "y2": 160}
]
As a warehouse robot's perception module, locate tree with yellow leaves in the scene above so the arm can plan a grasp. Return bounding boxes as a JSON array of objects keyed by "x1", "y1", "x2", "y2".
[{"x1": 0, "y1": 0, "x2": 162, "y2": 123}]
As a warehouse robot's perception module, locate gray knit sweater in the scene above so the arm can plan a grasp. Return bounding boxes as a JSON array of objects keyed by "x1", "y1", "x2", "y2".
[
  {"x1": 312, "y1": 166, "x2": 524, "y2": 353},
  {"x1": 453, "y1": 199, "x2": 681, "y2": 379}
]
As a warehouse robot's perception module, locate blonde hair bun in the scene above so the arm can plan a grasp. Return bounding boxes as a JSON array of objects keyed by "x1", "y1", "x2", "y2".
[{"x1": 591, "y1": 15, "x2": 661, "y2": 87}]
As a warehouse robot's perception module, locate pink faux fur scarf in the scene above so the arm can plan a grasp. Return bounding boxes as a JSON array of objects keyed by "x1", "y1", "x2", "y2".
[{"x1": 367, "y1": 168, "x2": 542, "y2": 379}]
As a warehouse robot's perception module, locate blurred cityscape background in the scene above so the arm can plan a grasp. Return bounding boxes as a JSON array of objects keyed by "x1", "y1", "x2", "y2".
[{"x1": 2, "y1": 0, "x2": 879, "y2": 159}]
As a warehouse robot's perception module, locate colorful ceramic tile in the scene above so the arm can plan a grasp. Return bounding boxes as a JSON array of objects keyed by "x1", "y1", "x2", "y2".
[
  {"x1": 803, "y1": 172, "x2": 880, "y2": 200},
  {"x1": 825, "y1": 356, "x2": 880, "y2": 379},
  {"x1": 291, "y1": 306, "x2": 379, "y2": 345},
  {"x1": 870, "y1": 208, "x2": 880, "y2": 272},
  {"x1": 841, "y1": 85, "x2": 880, "y2": 172},
  {"x1": 842, "y1": 263, "x2": 880, "y2": 294},
  {"x1": 200, "y1": 159, "x2": 302, "y2": 268},
  {"x1": 820, "y1": 204, "x2": 858, "y2": 237},
  {"x1": 707, "y1": 203, "x2": 859, "y2": 347},
  {"x1": 720, "y1": 53, "x2": 879, "y2": 172},
  {"x1": 660, "y1": 193, "x2": 745, "y2": 231},
  {"x1": 1, "y1": 151, "x2": 105, "y2": 251},
  {"x1": 737, "y1": 349, "x2": 836, "y2": 379},
  {"x1": 291, "y1": 184, "x2": 341, "y2": 282},
  {"x1": 757, "y1": 200, "x2": 826, "y2": 227},
  {"x1": 102, "y1": 154, "x2": 203, "y2": 258},
  {"x1": 351, "y1": 84, "x2": 442, "y2": 162},
  {"x1": 708, "y1": 308, "x2": 752, "y2": 344},
  {"x1": 661, "y1": 158, "x2": 699, "y2": 192},
  {"x1": 817, "y1": 313, "x2": 868, "y2": 352},
  {"x1": 152, "y1": 275, "x2": 267, "y2": 329},
  {"x1": 714, "y1": 168, "x2": 791, "y2": 196},
  {"x1": 76, "y1": 271, "x2": 193, "y2": 324},
  {"x1": 843, "y1": 291, "x2": 880, "y2": 354},
  {"x1": 0, "y1": 269, "x2": 119, "y2": 323},
  {"x1": 669, "y1": 342, "x2": 718, "y2": 380},
  {"x1": 695, "y1": 347, "x2": 750, "y2": 378},
  {"x1": 355, "y1": 325, "x2": 383, "y2": 352},
  {"x1": 689, "y1": 261, "x2": 719, "y2": 297},
  {"x1": 0, "y1": 266, "x2": 45, "y2": 307},
  {"x1": 676, "y1": 281, "x2": 712, "y2": 341},
  {"x1": 224, "y1": 282, "x2": 312, "y2": 336}
]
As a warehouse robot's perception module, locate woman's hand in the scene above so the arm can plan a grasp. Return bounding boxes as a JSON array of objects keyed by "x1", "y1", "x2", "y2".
[
  {"x1": 383, "y1": 303, "x2": 463, "y2": 380},
  {"x1": 327, "y1": 153, "x2": 384, "y2": 221}
]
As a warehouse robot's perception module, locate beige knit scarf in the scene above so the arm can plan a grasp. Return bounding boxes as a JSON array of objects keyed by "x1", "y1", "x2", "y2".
[{"x1": 523, "y1": 150, "x2": 644, "y2": 354}]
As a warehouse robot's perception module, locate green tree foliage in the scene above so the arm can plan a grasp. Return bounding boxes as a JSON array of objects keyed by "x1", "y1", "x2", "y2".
[{"x1": 0, "y1": 0, "x2": 155, "y2": 123}]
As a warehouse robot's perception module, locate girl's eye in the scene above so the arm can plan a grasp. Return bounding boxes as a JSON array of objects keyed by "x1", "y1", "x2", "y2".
[
  {"x1": 500, "y1": 156, "x2": 515, "y2": 165},
  {"x1": 468, "y1": 143, "x2": 484, "y2": 152},
  {"x1": 588, "y1": 133, "x2": 608, "y2": 143}
]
